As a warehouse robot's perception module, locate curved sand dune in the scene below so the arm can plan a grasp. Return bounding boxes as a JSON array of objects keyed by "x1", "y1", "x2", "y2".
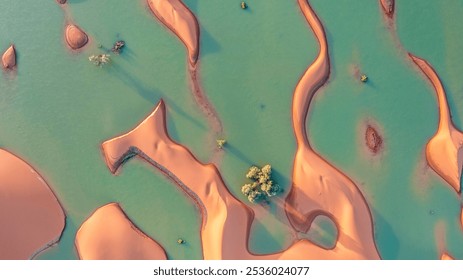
[
  {"x1": 75, "y1": 203, "x2": 167, "y2": 260},
  {"x1": 285, "y1": 0, "x2": 379, "y2": 259},
  {"x1": 2, "y1": 45, "x2": 16, "y2": 69},
  {"x1": 0, "y1": 149, "x2": 65, "y2": 259},
  {"x1": 380, "y1": 0, "x2": 394, "y2": 18},
  {"x1": 102, "y1": 100, "x2": 373, "y2": 259},
  {"x1": 65, "y1": 24, "x2": 88, "y2": 50},
  {"x1": 147, "y1": 0, "x2": 223, "y2": 136},
  {"x1": 409, "y1": 54, "x2": 463, "y2": 193},
  {"x1": 147, "y1": 0, "x2": 199, "y2": 66}
]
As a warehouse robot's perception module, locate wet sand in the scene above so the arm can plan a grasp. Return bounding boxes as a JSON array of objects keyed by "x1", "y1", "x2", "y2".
[
  {"x1": 0, "y1": 149, "x2": 65, "y2": 259},
  {"x1": 75, "y1": 203, "x2": 167, "y2": 260},
  {"x1": 409, "y1": 54, "x2": 463, "y2": 193}
]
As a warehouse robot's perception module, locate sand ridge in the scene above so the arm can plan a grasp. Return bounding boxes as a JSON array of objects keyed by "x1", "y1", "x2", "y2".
[
  {"x1": 284, "y1": 0, "x2": 380, "y2": 259},
  {"x1": 409, "y1": 54, "x2": 463, "y2": 193},
  {"x1": 0, "y1": 149, "x2": 65, "y2": 259},
  {"x1": 147, "y1": 0, "x2": 223, "y2": 139},
  {"x1": 147, "y1": 0, "x2": 199, "y2": 66},
  {"x1": 75, "y1": 203, "x2": 167, "y2": 260}
]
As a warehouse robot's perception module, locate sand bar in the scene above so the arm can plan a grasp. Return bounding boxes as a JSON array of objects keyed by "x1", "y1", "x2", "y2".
[
  {"x1": 410, "y1": 54, "x2": 463, "y2": 193},
  {"x1": 285, "y1": 0, "x2": 379, "y2": 259},
  {"x1": 0, "y1": 149, "x2": 65, "y2": 259},
  {"x1": 75, "y1": 203, "x2": 167, "y2": 260}
]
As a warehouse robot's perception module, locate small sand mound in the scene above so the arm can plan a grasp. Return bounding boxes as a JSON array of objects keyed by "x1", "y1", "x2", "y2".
[
  {"x1": 2, "y1": 45, "x2": 16, "y2": 69},
  {"x1": 365, "y1": 125, "x2": 383, "y2": 154},
  {"x1": 65, "y1": 24, "x2": 88, "y2": 50}
]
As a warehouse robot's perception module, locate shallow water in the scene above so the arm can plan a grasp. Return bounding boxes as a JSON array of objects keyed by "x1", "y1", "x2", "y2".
[{"x1": 0, "y1": 0, "x2": 462, "y2": 259}]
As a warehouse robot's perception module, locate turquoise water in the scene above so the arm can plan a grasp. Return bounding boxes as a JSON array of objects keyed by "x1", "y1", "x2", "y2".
[{"x1": 0, "y1": 0, "x2": 462, "y2": 259}]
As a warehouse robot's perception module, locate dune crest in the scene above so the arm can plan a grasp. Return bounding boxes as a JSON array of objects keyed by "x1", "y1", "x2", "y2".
[
  {"x1": 285, "y1": 0, "x2": 379, "y2": 259},
  {"x1": 102, "y1": 100, "x2": 376, "y2": 259},
  {"x1": 147, "y1": 0, "x2": 199, "y2": 66},
  {"x1": 65, "y1": 24, "x2": 88, "y2": 50},
  {"x1": 2, "y1": 45, "x2": 16, "y2": 69},
  {"x1": 75, "y1": 203, "x2": 167, "y2": 260},
  {"x1": 0, "y1": 149, "x2": 65, "y2": 259},
  {"x1": 409, "y1": 54, "x2": 463, "y2": 193}
]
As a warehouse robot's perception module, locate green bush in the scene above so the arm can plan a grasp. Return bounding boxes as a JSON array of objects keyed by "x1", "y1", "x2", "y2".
[{"x1": 241, "y1": 164, "x2": 280, "y2": 203}]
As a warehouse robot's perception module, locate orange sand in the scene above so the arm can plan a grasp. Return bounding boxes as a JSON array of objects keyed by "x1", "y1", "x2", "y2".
[
  {"x1": 75, "y1": 203, "x2": 167, "y2": 260},
  {"x1": 147, "y1": 0, "x2": 199, "y2": 66},
  {"x1": 0, "y1": 149, "x2": 65, "y2": 259},
  {"x1": 380, "y1": 0, "x2": 394, "y2": 17},
  {"x1": 410, "y1": 54, "x2": 463, "y2": 193},
  {"x1": 102, "y1": 100, "x2": 376, "y2": 259},
  {"x1": 2, "y1": 45, "x2": 16, "y2": 69},
  {"x1": 65, "y1": 24, "x2": 88, "y2": 50},
  {"x1": 285, "y1": 0, "x2": 380, "y2": 259},
  {"x1": 441, "y1": 253, "x2": 454, "y2": 260}
]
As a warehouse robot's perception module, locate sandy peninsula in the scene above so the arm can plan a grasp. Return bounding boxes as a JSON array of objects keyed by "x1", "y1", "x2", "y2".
[
  {"x1": 65, "y1": 24, "x2": 88, "y2": 50},
  {"x1": 75, "y1": 203, "x2": 167, "y2": 260},
  {"x1": 409, "y1": 54, "x2": 463, "y2": 193},
  {"x1": 147, "y1": 0, "x2": 199, "y2": 66},
  {"x1": 285, "y1": 0, "x2": 379, "y2": 259},
  {"x1": 2, "y1": 45, "x2": 16, "y2": 69},
  {"x1": 0, "y1": 149, "x2": 65, "y2": 259}
]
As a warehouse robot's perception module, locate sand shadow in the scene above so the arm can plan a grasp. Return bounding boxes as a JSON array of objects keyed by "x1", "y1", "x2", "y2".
[{"x1": 108, "y1": 62, "x2": 206, "y2": 131}]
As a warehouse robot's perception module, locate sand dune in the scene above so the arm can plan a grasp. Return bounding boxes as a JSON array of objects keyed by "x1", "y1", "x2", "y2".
[
  {"x1": 65, "y1": 24, "x2": 88, "y2": 50},
  {"x1": 147, "y1": 0, "x2": 199, "y2": 66},
  {"x1": 0, "y1": 149, "x2": 65, "y2": 259},
  {"x1": 2, "y1": 45, "x2": 16, "y2": 69},
  {"x1": 409, "y1": 54, "x2": 463, "y2": 193},
  {"x1": 102, "y1": 99, "x2": 377, "y2": 259},
  {"x1": 285, "y1": 0, "x2": 379, "y2": 259},
  {"x1": 75, "y1": 203, "x2": 167, "y2": 260}
]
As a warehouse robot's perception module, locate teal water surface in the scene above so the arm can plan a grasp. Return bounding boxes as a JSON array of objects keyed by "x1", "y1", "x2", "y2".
[{"x1": 0, "y1": 0, "x2": 462, "y2": 259}]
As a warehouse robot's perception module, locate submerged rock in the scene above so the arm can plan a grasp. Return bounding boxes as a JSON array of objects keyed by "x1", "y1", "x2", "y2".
[
  {"x1": 56, "y1": 0, "x2": 67, "y2": 4},
  {"x1": 65, "y1": 24, "x2": 88, "y2": 50},
  {"x1": 2, "y1": 45, "x2": 16, "y2": 69}
]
